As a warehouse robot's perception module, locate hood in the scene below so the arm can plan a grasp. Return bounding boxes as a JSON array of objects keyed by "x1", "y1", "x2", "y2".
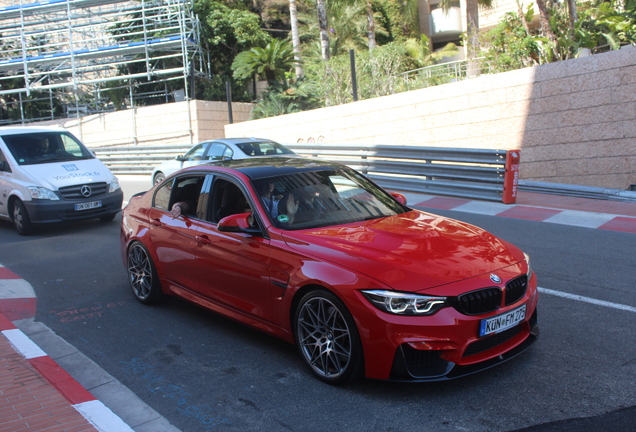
[
  {"x1": 282, "y1": 210, "x2": 525, "y2": 291},
  {"x1": 19, "y1": 159, "x2": 114, "y2": 190}
]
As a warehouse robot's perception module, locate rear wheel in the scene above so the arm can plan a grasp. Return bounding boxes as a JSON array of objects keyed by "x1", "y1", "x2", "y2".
[
  {"x1": 294, "y1": 290, "x2": 364, "y2": 384},
  {"x1": 11, "y1": 200, "x2": 34, "y2": 236},
  {"x1": 127, "y1": 242, "x2": 163, "y2": 304}
]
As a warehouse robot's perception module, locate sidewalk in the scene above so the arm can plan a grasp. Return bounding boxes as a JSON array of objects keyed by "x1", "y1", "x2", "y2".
[{"x1": 1, "y1": 190, "x2": 636, "y2": 432}]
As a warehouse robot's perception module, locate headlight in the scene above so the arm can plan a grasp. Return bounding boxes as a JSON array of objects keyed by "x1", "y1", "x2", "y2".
[
  {"x1": 524, "y1": 252, "x2": 533, "y2": 279},
  {"x1": 27, "y1": 186, "x2": 59, "y2": 200},
  {"x1": 109, "y1": 176, "x2": 121, "y2": 193},
  {"x1": 361, "y1": 290, "x2": 447, "y2": 316}
]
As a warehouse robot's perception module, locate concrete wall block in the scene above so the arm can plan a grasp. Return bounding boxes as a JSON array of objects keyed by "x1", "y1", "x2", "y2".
[
  {"x1": 527, "y1": 94, "x2": 573, "y2": 115},
  {"x1": 505, "y1": 82, "x2": 534, "y2": 103},
  {"x1": 582, "y1": 122, "x2": 630, "y2": 143},
  {"x1": 612, "y1": 82, "x2": 636, "y2": 103},
  {"x1": 555, "y1": 157, "x2": 589, "y2": 177},
  {"x1": 587, "y1": 155, "x2": 630, "y2": 175}
]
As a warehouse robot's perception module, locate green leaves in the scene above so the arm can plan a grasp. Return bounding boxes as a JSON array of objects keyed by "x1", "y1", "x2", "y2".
[{"x1": 232, "y1": 39, "x2": 296, "y2": 83}]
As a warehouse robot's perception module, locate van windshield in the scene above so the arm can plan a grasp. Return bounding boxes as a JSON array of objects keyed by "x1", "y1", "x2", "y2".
[{"x1": 1, "y1": 131, "x2": 95, "y2": 166}]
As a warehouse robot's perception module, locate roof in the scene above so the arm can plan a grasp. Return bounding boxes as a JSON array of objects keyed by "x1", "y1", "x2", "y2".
[
  {"x1": 196, "y1": 157, "x2": 347, "y2": 180},
  {"x1": 0, "y1": 126, "x2": 68, "y2": 136}
]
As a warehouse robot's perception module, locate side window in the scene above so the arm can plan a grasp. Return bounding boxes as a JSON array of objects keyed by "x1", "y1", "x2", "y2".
[
  {"x1": 171, "y1": 176, "x2": 206, "y2": 218},
  {"x1": 0, "y1": 150, "x2": 10, "y2": 173},
  {"x1": 153, "y1": 179, "x2": 173, "y2": 211},
  {"x1": 222, "y1": 146, "x2": 234, "y2": 160},
  {"x1": 206, "y1": 143, "x2": 231, "y2": 161},
  {"x1": 60, "y1": 134, "x2": 85, "y2": 157},
  {"x1": 209, "y1": 179, "x2": 252, "y2": 223},
  {"x1": 183, "y1": 144, "x2": 206, "y2": 161}
]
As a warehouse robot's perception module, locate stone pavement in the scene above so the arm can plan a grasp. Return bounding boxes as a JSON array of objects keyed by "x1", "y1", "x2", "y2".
[{"x1": 1, "y1": 190, "x2": 635, "y2": 432}]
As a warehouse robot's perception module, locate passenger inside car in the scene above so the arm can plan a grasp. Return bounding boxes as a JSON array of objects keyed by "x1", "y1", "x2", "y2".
[{"x1": 170, "y1": 179, "x2": 203, "y2": 218}]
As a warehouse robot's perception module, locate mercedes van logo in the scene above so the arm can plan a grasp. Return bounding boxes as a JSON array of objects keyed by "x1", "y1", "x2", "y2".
[{"x1": 80, "y1": 185, "x2": 92, "y2": 197}]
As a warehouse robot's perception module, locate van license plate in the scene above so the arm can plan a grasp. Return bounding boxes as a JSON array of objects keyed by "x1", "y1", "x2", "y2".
[
  {"x1": 75, "y1": 201, "x2": 102, "y2": 211},
  {"x1": 479, "y1": 304, "x2": 526, "y2": 337}
]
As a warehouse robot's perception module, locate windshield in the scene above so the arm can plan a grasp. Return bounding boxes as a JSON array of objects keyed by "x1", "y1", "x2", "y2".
[
  {"x1": 252, "y1": 168, "x2": 408, "y2": 230},
  {"x1": 1, "y1": 131, "x2": 95, "y2": 166}
]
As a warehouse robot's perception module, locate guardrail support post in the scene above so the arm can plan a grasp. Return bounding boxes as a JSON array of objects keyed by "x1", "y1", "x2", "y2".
[{"x1": 502, "y1": 149, "x2": 521, "y2": 204}]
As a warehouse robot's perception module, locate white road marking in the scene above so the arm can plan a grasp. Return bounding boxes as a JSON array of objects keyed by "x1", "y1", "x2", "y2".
[{"x1": 538, "y1": 287, "x2": 636, "y2": 313}]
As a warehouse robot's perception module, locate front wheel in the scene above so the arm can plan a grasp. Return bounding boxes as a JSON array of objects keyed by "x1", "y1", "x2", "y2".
[
  {"x1": 11, "y1": 200, "x2": 34, "y2": 235},
  {"x1": 153, "y1": 172, "x2": 165, "y2": 185},
  {"x1": 294, "y1": 290, "x2": 364, "y2": 384},
  {"x1": 127, "y1": 242, "x2": 163, "y2": 304}
]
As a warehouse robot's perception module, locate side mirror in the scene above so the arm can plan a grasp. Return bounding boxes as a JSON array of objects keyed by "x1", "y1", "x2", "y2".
[
  {"x1": 0, "y1": 161, "x2": 9, "y2": 172},
  {"x1": 218, "y1": 213, "x2": 261, "y2": 235},
  {"x1": 175, "y1": 155, "x2": 185, "y2": 162},
  {"x1": 390, "y1": 192, "x2": 407, "y2": 206}
]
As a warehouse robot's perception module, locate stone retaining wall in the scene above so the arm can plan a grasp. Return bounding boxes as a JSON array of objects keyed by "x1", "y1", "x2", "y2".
[{"x1": 225, "y1": 46, "x2": 636, "y2": 190}]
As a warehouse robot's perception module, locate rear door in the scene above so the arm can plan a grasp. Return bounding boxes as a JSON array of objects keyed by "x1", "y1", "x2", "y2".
[{"x1": 146, "y1": 173, "x2": 210, "y2": 292}]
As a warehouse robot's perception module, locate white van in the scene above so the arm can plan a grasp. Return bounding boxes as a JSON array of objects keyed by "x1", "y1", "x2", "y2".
[{"x1": 0, "y1": 126, "x2": 123, "y2": 235}]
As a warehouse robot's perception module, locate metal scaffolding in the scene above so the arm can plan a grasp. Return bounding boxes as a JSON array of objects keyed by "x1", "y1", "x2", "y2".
[{"x1": 0, "y1": 0, "x2": 206, "y2": 124}]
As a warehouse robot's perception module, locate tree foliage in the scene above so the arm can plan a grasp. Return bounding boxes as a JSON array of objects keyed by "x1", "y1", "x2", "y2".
[
  {"x1": 232, "y1": 39, "x2": 296, "y2": 82},
  {"x1": 483, "y1": 0, "x2": 636, "y2": 70}
]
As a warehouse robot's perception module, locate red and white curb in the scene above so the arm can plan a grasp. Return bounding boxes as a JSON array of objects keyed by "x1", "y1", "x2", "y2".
[
  {"x1": 0, "y1": 264, "x2": 134, "y2": 432},
  {"x1": 405, "y1": 194, "x2": 636, "y2": 233}
]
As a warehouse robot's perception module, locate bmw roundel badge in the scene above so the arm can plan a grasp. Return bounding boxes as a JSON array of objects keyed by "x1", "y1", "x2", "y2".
[{"x1": 490, "y1": 274, "x2": 502, "y2": 284}]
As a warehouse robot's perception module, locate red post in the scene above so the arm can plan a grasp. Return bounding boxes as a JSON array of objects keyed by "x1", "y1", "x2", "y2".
[{"x1": 502, "y1": 149, "x2": 521, "y2": 204}]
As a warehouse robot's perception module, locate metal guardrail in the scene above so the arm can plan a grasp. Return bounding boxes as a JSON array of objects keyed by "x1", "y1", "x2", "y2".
[
  {"x1": 92, "y1": 144, "x2": 192, "y2": 175},
  {"x1": 93, "y1": 143, "x2": 516, "y2": 202},
  {"x1": 92, "y1": 143, "x2": 636, "y2": 203},
  {"x1": 286, "y1": 144, "x2": 513, "y2": 202}
]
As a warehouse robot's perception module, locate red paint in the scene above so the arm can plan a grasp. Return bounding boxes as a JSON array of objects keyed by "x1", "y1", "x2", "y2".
[
  {"x1": 0, "y1": 298, "x2": 37, "y2": 321},
  {"x1": 0, "y1": 267, "x2": 21, "y2": 279},
  {"x1": 29, "y1": 356, "x2": 96, "y2": 405},
  {"x1": 599, "y1": 216, "x2": 636, "y2": 233},
  {"x1": 415, "y1": 196, "x2": 471, "y2": 210}
]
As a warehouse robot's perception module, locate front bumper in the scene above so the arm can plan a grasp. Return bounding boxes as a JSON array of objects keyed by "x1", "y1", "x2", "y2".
[
  {"x1": 23, "y1": 188, "x2": 123, "y2": 224},
  {"x1": 340, "y1": 272, "x2": 540, "y2": 381},
  {"x1": 389, "y1": 309, "x2": 539, "y2": 381}
]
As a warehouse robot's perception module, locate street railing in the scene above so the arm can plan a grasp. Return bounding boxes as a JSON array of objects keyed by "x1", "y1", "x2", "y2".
[{"x1": 93, "y1": 143, "x2": 520, "y2": 203}]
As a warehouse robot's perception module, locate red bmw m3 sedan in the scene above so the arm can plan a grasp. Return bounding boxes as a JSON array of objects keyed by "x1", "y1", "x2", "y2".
[{"x1": 121, "y1": 157, "x2": 538, "y2": 384}]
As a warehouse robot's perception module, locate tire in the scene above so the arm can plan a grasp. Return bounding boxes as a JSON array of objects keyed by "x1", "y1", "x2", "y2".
[
  {"x1": 126, "y1": 242, "x2": 163, "y2": 304},
  {"x1": 11, "y1": 199, "x2": 34, "y2": 236},
  {"x1": 153, "y1": 172, "x2": 165, "y2": 185},
  {"x1": 99, "y1": 212, "x2": 117, "y2": 222},
  {"x1": 294, "y1": 290, "x2": 364, "y2": 384}
]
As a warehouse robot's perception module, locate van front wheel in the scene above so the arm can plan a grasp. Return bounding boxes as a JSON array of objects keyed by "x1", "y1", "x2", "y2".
[{"x1": 12, "y1": 200, "x2": 34, "y2": 236}]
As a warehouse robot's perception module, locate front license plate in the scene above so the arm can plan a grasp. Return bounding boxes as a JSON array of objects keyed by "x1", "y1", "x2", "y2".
[
  {"x1": 75, "y1": 201, "x2": 102, "y2": 211},
  {"x1": 479, "y1": 304, "x2": 526, "y2": 337}
]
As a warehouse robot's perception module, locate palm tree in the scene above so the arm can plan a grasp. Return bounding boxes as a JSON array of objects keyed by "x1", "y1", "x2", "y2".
[
  {"x1": 439, "y1": 0, "x2": 493, "y2": 70},
  {"x1": 404, "y1": 34, "x2": 458, "y2": 67},
  {"x1": 231, "y1": 39, "x2": 296, "y2": 83},
  {"x1": 289, "y1": 0, "x2": 304, "y2": 77},
  {"x1": 317, "y1": 0, "x2": 330, "y2": 61}
]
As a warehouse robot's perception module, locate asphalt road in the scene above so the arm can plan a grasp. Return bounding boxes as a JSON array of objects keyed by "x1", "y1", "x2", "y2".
[{"x1": 0, "y1": 178, "x2": 634, "y2": 432}]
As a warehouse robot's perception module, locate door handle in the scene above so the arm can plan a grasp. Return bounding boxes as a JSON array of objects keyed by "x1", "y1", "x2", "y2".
[
  {"x1": 150, "y1": 219, "x2": 161, "y2": 227},
  {"x1": 196, "y1": 235, "x2": 212, "y2": 245}
]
